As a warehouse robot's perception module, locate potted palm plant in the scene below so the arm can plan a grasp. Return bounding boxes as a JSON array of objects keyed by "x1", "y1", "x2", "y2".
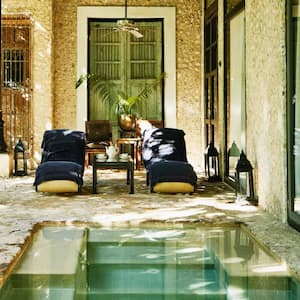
[
  {"x1": 76, "y1": 73, "x2": 165, "y2": 131},
  {"x1": 114, "y1": 92, "x2": 140, "y2": 131}
]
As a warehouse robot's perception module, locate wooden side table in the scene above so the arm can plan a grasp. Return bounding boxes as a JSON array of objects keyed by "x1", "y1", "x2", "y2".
[{"x1": 116, "y1": 137, "x2": 142, "y2": 170}]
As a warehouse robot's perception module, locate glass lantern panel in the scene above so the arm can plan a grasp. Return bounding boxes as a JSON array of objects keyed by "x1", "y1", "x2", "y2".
[
  {"x1": 237, "y1": 172, "x2": 251, "y2": 201},
  {"x1": 208, "y1": 156, "x2": 218, "y2": 176},
  {"x1": 228, "y1": 156, "x2": 239, "y2": 178},
  {"x1": 16, "y1": 160, "x2": 25, "y2": 171}
]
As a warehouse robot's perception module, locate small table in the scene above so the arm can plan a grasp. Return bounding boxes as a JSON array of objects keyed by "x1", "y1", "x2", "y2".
[
  {"x1": 92, "y1": 159, "x2": 134, "y2": 194},
  {"x1": 116, "y1": 137, "x2": 142, "y2": 170}
]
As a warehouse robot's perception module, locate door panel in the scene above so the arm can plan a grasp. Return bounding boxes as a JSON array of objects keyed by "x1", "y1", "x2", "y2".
[{"x1": 88, "y1": 22, "x2": 122, "y2": 121}]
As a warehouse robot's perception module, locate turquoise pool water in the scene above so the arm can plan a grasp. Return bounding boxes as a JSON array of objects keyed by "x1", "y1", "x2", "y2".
[{"x1": 0, "y1": 225, "x2": 299, "y2": 300}]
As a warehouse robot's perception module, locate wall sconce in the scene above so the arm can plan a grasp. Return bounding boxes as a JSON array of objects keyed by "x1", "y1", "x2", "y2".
[
  {"x1": 235, "y1": 151, "x2": 255, "y2": 202},
  {"x1": 13, "y1": 139, "x2": 27, "y2": 176},
  {"x1": 204, "y1": 142, "x2": 220, "y2": 182}
]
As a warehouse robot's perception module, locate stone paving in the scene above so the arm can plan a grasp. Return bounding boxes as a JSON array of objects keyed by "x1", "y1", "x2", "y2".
[{"x1": 0, "y1": 168, "x2": 300, "y2": 285}]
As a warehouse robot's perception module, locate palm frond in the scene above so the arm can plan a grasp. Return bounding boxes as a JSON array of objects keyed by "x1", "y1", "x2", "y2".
[{"x1": 75, "y1": 72, "x2": 165, "y2": 117}]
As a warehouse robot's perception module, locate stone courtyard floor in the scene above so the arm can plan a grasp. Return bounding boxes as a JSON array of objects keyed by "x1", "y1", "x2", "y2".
[{"x1": 0, "y1": 167, "x2": 300, "y2": 285}]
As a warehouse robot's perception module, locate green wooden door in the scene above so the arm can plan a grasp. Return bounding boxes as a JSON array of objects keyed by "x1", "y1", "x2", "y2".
[{"x1": 88, "y1": 20, "x2": 163, "y2": 124}]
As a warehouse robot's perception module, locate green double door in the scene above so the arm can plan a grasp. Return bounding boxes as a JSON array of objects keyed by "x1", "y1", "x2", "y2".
[{"x1": 88, "y1": 20, "x2": 163, "y2": 127}]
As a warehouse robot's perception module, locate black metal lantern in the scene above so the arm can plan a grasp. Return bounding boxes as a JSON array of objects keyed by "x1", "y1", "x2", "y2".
[
  {"x1": 235, "y1": 151, "x2": 255, "y2": 202},
  {"x1": 204, "y1": 142, "x2": 220, "y2": 182},
  {"x1": 14, "y1": 139, "x2": 27, "y2": 176}
]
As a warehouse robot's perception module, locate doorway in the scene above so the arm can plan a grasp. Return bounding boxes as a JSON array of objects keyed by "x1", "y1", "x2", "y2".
[
  {"x1": 287, "y1": 0, "x2": 300, "y2": 230},
  {"x1": 76, "y1": 6, "x2": 176, "y2": 131},
  {"x1": 1, "y1": 15, "x2": 32, "y2": 155},
  {"x1": 204, "y1": 1, "x2": 218, "y2": 148},
  {"x1": 224, "y1": 1, "x2": 246, "y2": 184},
  {"x1": 88, "y1": 19, "x2": 164, "y2": 128}
]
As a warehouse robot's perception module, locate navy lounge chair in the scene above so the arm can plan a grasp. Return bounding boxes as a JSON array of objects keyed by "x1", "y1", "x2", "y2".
[
  {"x1": 142, "y1": 127, "x2": 197, "y2": 193},
  {"x1": 33, "y1": 129, "x2": 86, "y2": 193}
]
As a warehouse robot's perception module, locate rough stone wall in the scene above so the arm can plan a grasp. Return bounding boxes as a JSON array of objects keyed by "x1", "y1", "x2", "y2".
[
  {"x1": 52, "y1": 1, "x2": 78, "y2": 131},
  {"x1": 1, "y1": 0, "x2": 291, "y2": 223},
  {"x1": 175, "y1": 1, "x2": 203, "y2": 167},
  {"x1": 2, "y1": 0, "x2": 53, "y2": 163},
  {"x1": 245, "y1": 1, "x2": 287, "y2": 220},
  {"x1": 53, "y1": 0, "x2": 203, "y2": 167},
  {"x1": 3, "y1": 0, "x2": 203, "y2": 167}
]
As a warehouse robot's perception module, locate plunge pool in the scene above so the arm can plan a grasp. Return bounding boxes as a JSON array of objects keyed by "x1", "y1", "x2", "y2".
[{"x1": 0, "y1": 224, "x2": 299, "y2": 300}]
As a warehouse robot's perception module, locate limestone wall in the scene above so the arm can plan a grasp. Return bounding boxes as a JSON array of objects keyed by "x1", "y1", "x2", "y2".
[
  {"x1": 3, "y1": 0, "x2": 203, "y2": 167},
  {"x1": 245, "y1": 1, "x2": 287, "y2": 220},
  {"x1": 1, "y1": 0, "x2": 291, "y2": 222},
  {"x1": 52, "y1": 0, "x2": 203, "y2": 168}
]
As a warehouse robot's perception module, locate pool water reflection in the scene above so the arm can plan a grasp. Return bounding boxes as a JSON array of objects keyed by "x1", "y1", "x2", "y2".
[{"x1": 0, "y1": 225, "x2": 299, "y2": 300}]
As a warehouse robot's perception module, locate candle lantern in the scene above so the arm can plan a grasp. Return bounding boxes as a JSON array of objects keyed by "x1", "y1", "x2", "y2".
[
  {"x1": 204, "y1": 142, "x2": 220, "y2": 182},
  {"x1": 235, "y1": 151, "x2": 255, "y2": 202},
  {"x1": 14, "y1": 139, "x2": 27, "y2": 176}
]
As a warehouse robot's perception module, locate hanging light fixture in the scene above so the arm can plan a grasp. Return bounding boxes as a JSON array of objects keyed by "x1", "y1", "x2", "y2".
[{"x1": 114, "y1": 0, "x2": 143, "y2": 38}]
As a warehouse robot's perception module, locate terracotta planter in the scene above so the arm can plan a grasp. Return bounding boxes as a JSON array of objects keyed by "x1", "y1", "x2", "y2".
[{"x1": 118, "y1": 114, "x2": 136, "y2": 131}]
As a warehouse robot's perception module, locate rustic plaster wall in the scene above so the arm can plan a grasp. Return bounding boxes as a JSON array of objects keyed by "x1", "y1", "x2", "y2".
[
  {"x1": 2, "y1": 0, "x2": 53, "y2": 163},
  {"x1": 2, "y1": 0, "x2": 203, "y2": 167},
  {"x1": 245, "y1": 1, "x2": 287, "y2": 220},
  {"x1": 0, "y1": 0, "x2": 291, "y2": 223},
  {"x1": 52, "y1": 0, "x2": 203, "y2": 167}
]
